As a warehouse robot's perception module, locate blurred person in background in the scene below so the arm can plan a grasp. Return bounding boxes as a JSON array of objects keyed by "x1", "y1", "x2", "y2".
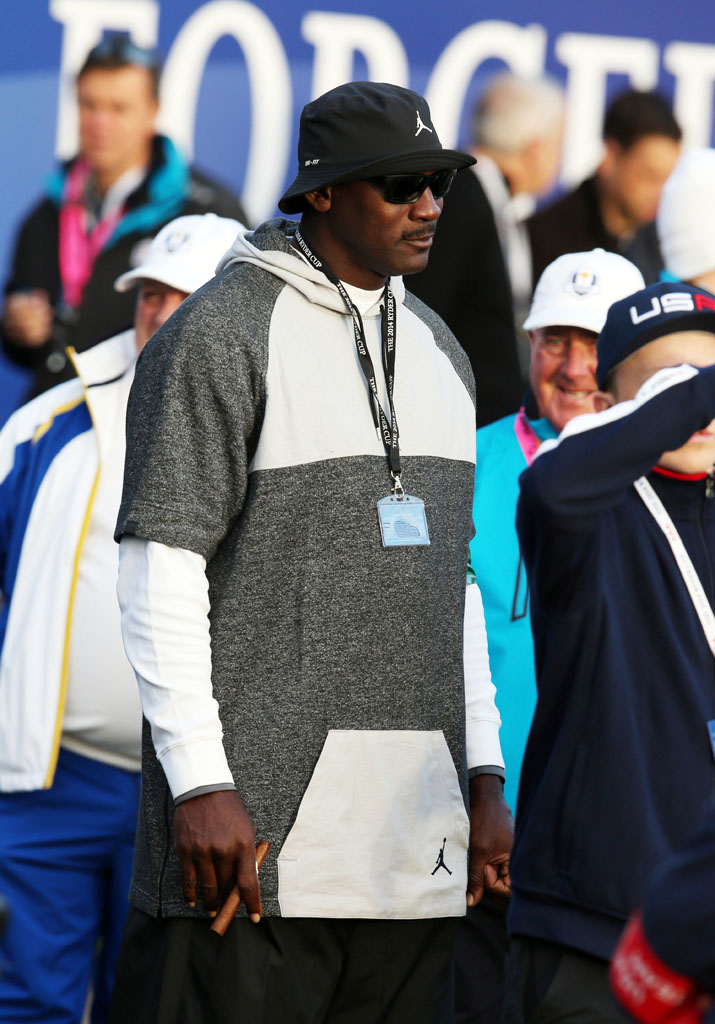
[
  {"x1": 409, "y1": 72, "x2": 564, "y2": 425},
  {"x1": 505, "y1": 281, "x2": 715, "y2": 1024},
  {"x1": 529, "y1": 89, "x2": 681, "y2": 287},
  {"x1": 473, "y1": 248, "x2": 644, "y2": 817},
  {"x1": 1, "y1": 34, "x2": 245, "y2": 400},
  {"x1": 455, "y1": 249, "x2": 643, "y2": 1024},
  {"x1": 657, "y1": 147, "x2": 715, "y2": 295},
  {"x1": 0, "y1": 213, "x2": 242, "y2": 1024}
]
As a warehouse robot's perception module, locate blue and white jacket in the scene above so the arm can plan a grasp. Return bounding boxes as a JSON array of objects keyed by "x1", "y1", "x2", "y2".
[
  {"x1": 511, "y1": 364, "x2": 715, "y2": 960},
  {"x1": 0, "y1": 331, "x2": 136, "y2": 791}
]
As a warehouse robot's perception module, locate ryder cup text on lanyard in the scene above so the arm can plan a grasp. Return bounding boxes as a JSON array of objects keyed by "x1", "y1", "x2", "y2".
[
  {"x1": 294, "y1": 229, "x2": 401, "y2": 489},
  {"x1": 292, "y1": 229, "x2": 430, "y2": 548}
]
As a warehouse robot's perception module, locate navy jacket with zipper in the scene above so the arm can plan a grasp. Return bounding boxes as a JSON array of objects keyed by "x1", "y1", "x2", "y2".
[{"x1": 510, "y1": 363, "x2": 715, "y2": 960}]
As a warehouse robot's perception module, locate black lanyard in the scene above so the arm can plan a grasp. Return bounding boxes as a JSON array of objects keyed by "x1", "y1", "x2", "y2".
[{"x1": 293, "y1": 229, "x2": 403, "y2": 492}]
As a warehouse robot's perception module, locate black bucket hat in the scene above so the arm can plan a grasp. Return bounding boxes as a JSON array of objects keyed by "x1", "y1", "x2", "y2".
[{"x1": 279, "y1": 81, "x2": 475, "y2": 214}]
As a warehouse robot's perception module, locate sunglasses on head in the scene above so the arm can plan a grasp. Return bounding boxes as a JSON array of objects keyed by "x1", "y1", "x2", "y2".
[
  {"x1": 372, "y1": 168, "x2": 457, "y2": 205},
  {"x1": 86, "y1": 34, "x2": 160, "y2": 72}
]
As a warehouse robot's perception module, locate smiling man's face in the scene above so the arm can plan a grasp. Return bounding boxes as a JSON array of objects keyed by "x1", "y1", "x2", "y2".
[{"x1": 529, "y1": 325, "x2": 599, "y2": 433}]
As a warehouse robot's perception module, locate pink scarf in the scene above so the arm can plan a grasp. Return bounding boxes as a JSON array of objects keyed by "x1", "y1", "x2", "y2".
[
  {"x1": 513, "y1": 407, "x2": 542, "y2": 466},
  {"x1": 58, "y1": 159, "x2": 124, "y2": 308}
]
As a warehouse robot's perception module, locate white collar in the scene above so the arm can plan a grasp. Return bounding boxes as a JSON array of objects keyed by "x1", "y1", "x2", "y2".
[
  {"x1": 341, "y1": 280, "x2": 386, "y2": 316},
  {"x1": 99, "y1": 164, "x2": 148, "y2": 218},
  {"x1": 473, "y1": 154, "x2": 535, "y2": 223}
]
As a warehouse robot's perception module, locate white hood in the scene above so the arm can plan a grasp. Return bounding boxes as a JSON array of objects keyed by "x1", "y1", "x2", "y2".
[{"x1": 216, "y1": 218, "x2": 406, "y2": 318}]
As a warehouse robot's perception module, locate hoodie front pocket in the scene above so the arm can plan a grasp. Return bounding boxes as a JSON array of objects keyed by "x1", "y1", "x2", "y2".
[{"x1": 277, "y1": 729, "x2": 469, "y2": 919}]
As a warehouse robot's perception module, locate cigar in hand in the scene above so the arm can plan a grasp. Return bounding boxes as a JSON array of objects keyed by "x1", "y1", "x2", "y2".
[{"x1": 210, "y1": 839, "x2": 270, "y2": 937}]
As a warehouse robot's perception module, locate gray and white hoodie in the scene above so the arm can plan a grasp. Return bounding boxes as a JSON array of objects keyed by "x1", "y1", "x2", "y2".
[{"x1": 116, "y1": 218, "x2": 503, "y2": 920}]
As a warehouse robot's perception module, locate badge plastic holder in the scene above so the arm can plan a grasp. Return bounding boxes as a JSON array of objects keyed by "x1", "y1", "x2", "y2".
[{"x1": 377, "y1": 494, "x2": 430, "y2": 547}]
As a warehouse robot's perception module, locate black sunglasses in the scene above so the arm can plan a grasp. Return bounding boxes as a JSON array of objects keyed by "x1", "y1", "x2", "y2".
[{"x1": 372, "y1": 168, "x2": 457, "y2": 205}]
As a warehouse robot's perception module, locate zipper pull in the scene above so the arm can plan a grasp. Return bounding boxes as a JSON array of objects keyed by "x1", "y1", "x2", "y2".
[{"x1": 706, "y1": 474, "x2": 714, "y2": 499}]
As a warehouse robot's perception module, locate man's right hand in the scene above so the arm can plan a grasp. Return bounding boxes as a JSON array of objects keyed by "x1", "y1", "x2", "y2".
[
  {"x1": 173, "y1": 789, "x2": 263, "y2": 922},
  {"x1": 2, "y1": 290, "x2": 54, "y2": 347}
]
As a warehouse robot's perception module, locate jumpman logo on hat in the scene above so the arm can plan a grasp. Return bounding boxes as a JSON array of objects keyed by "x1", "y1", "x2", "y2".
[
  {"x1": 431, "y1": 838, "x2": 452, "y2": 875},
  {"x1": 415, "y1": 111, "x2": 433, "y2": 136}
]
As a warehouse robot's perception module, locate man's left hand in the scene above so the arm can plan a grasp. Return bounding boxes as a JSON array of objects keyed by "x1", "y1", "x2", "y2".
[{"x1": 467, "y1": 773, "x2": 514, "y2": 906}]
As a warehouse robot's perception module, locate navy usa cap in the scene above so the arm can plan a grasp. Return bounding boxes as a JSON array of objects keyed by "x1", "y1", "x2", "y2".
[{"x1": 597, "y1": 281, "x2": 715, "y2": 388}]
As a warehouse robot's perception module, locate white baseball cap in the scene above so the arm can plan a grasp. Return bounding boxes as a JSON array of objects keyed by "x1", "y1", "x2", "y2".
[
  {"x1": 657, "y1": 148, "x2": 715, "y2": 282},
  {"x1": 523, "y1": 248, "x2": 645, "y2": 333},
  {"x1": 114, "y1": 213, "x2": 244, "y2": 294}
]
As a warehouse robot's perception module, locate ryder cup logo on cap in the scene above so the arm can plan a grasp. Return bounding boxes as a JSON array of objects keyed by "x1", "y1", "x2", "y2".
[
  {"x1": 567, "y1": 269, "x2": 600, "y2": 297},
  {"x1": 523, "y1": 249, "x2": 645, "y2": 335},
  {"x1": 114, "y1": 213, "x2": 244, "y2": 296},
  {"x1": 162, "y1": 229, "x2": 191, "y2": 253}
]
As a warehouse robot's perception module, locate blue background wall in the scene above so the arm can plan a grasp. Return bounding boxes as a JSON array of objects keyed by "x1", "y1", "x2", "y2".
[{"x1": 2, "y1": 0, "x2": 714, "y2": 420}]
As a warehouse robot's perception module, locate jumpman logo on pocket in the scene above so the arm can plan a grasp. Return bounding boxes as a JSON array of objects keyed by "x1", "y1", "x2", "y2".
[{"x1": 431, "y1": 837, "x2": 452, "y2": 875}]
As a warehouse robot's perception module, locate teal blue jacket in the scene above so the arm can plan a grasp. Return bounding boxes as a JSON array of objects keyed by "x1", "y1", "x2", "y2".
[{"x1": 471, "y1": 410, "x2": 557, "y2": 811}]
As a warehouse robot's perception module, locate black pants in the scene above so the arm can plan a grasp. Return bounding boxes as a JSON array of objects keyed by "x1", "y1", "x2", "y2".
[
  {"x1": 109, "y1": 909, "x2": 460, "y2": 1024},
  {"x1": 453, "y1": 896, "x2": 509, "y2": 1024},
  {"x1": 503, "y1": 937, "x2": 632, "y2": 1024}
]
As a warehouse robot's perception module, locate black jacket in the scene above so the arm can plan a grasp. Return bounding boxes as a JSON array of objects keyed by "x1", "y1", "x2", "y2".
[
  {"x1": 407, "y1": 166, "x2": 523, "y2": 427},
  {"x1": 3, "y1": 135, "x2": 246, "y2": 397},
  {"x1": 527, "y1": 175, "x2": 663, "y2": 288}
]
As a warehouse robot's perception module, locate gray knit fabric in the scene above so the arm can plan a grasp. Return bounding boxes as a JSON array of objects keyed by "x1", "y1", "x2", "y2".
[{"x1": 117, "y1": 218, "x2": 478, "y2": 918}]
